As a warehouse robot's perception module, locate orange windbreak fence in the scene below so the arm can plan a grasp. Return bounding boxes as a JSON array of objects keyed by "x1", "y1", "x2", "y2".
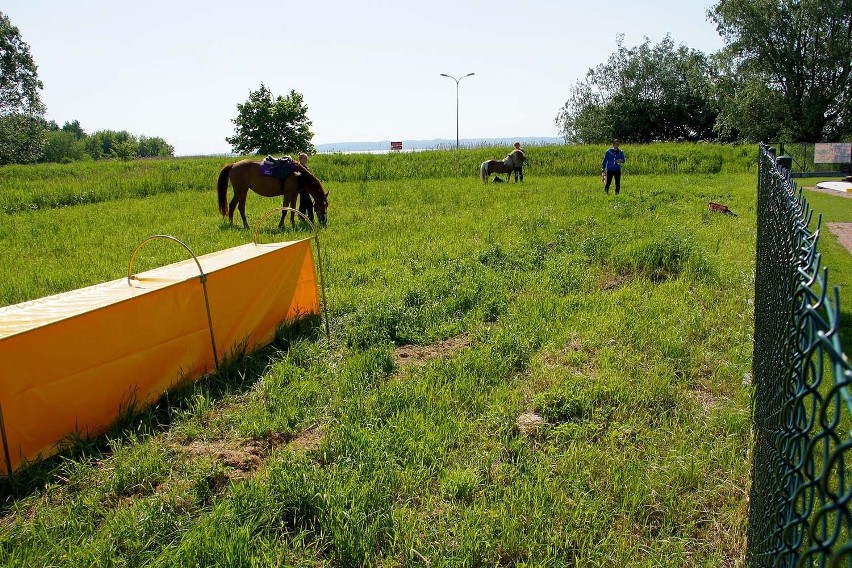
[{"x1": 0, "y1": 237, "x2": 320, "y2": 475}]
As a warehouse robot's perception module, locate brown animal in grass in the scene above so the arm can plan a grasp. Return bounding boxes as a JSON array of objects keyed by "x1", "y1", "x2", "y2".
[
  {"x1": 708, "y1": 202, "x2": 737, "y2": 216},
  {"x1": 217, "y1": 160, "x2": 328, "y2": 228}
]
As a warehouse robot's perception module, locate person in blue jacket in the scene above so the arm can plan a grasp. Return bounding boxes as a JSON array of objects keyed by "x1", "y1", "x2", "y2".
[{"x1": 601, "y1": 139, "x2": 626, "y2": 195}]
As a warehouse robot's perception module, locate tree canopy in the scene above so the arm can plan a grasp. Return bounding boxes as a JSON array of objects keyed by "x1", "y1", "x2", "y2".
[
  {"x1": 40, "y1": 123, "x2": 175, "y2": 163},
  {"x1": 555, "y1": 35, "x2": 717, "y2": 144},
  {"x1": 708, "y1": 0, "x2": 852, "y2": 141},
  {"x1": 226, "y1": 84, "x2": 315, "y2": 156},
  {"x1": 0, "y1": 11, "x2": 45, "y2": 164},
  {"x1": 0, "y1": 11, "x2": 43, "y2": 117}
]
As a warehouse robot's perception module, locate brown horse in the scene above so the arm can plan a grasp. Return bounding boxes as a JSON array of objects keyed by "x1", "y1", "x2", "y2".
[
  {"x1": 480, "y1": 149, "x2": 526, "y2": 183},
  {"x1": 217, "y1": 159, "x2": 329, "y2": 228}
]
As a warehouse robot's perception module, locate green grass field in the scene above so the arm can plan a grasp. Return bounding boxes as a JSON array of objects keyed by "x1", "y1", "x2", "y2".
[{"x1": 0, "y1": 144, "x2": 847, "y2": 565}]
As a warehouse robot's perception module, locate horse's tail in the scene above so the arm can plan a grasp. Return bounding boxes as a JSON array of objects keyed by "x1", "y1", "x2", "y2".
[
  {"x1": 217, "y1": 164, "x2": 233, "y2": 217},
  {"x1": 480, "y1": 161, "x2": 489, "y2": 183}
]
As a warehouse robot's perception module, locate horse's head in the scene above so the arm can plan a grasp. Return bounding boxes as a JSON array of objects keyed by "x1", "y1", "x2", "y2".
[
  {"x1": 314, "y1": 190, "x2": 329, "y2": 226},
  {"x1": 294, "y1": 162, "x2": 329, "y2": 226}
]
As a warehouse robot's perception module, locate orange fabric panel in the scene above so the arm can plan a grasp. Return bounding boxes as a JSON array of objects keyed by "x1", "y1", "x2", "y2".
[{"x1": 0, "y1": 239, "x2": 319, "y2": 474}]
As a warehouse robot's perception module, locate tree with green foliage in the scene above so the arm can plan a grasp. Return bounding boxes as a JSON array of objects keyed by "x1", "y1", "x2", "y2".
[
  {"x1": 39, "y1": 124, "x2": 175, "y2": 163},
  {"x1": 111, "y1": 139, "x2": 138, "y2": 161},
  {"x1": 555, "y1": 35, "x2": 718, "y2": 144},
  {"x1": 226, "y1": 84, "x2": 315, "y2": 155},
  {"x1": 137, "y1": 135, "x2": 174, "y2": 158},
  {"x1": 0, "y1": 10, "x2": 46, "y2": 164},
  {"x1": 84, "y1": 130, "x2": 135, "y2": 160},
  {"x1": 0, "y1": 114, "x2": 45, "y2": 164},
  {"x1": 39, "y1": 120, "x2": 88, "y2": 163},
  {"x1": 708, "y1": 0, "x2": 852, "y2": 142},
  {"x1": 61, "y1": 119, "x2": 86, "y2": 139},
  {"x1": 41, "y1": 130, "x2": 87, "y2": 163}
]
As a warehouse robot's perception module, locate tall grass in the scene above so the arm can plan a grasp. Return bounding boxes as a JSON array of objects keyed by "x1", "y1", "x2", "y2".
[
  {"x1": 0, "y1": 150, "x2": 778, "y2": 564},
  {"x1": 0, "y1": 143, "x2": 756, "y2": 214},
  {"x1": 0, "y1": 157, "x2": 225, "y2": 213}
]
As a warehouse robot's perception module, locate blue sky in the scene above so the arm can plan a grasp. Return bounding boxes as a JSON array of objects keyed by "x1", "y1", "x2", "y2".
[{"x1": 5, "y1": 1, "x2": 725, "y2": 156}]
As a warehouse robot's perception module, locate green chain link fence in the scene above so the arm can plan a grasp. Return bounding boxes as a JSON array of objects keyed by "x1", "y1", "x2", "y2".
[{"x1": 749, "y1": 143, "x2": 852, "y2": 566}]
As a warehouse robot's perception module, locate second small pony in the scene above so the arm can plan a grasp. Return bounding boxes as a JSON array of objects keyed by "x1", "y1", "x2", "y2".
[{"x1": 480, "y1": 149, "x2": 526, "y2": 183}]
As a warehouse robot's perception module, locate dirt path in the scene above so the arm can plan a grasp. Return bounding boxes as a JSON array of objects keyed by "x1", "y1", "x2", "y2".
[
  {"x1": 800, "y1": 186, "x2": 852, "y2": 254},
  {"x1": 827, "y1": 223, "x2": 852, "y2": 253},
  {"x1": 804, "y1": 185, "x2": 852, "y2": 199}
]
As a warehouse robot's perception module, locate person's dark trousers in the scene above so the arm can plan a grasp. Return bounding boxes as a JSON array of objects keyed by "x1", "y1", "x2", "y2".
[
  {"x1": 513, "y1": 167, "x2": 523, "y2": 182},
  {"x1": 604, "y1": 169, "x2": 621, "y2": 194},
  {"x1": 298, "y1": 190, "x2": 314, "y2": 222}
]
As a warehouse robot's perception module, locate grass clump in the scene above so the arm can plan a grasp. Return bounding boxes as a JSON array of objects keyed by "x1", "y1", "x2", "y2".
[{"x1": 610, "y1": 233, "x2": 712, "y2": 282}]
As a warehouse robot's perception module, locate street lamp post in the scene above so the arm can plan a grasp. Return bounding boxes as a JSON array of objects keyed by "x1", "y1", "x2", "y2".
[{"x1": 439, "y1": 72, "x2": 475, "y2": 149}]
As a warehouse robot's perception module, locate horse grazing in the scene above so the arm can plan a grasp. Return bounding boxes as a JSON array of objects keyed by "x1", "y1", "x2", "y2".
[
  {"x1": 217, "y1": 159, "x2": 329, "y2": 228},
  {"x1": 480, "y1": 149, "x2": 526, "y2": 183}
]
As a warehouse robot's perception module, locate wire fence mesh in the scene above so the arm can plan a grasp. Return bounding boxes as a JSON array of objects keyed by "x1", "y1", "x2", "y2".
[{"x1": 748, "y1": 143, "x2": 852, "y2": 566}]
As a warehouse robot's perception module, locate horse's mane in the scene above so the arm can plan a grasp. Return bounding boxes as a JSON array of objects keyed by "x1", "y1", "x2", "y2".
[
  {"x1": 292, "y1": 162, "x2": 325, "y2": 195},
  {"x1": 503, "y1": 149, "x2": 526, "y2": 168}
]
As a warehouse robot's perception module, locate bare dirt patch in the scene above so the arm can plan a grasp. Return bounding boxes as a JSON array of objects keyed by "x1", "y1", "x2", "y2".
[
  {"x1": 288, "y1": 423, "x2": 324, "y2": 452},
  {"x1": 183, "y1": 438, "x2": 268, "y2": 479},
  {"x1": 517, "y1": 412, "x2": 546, "y2": 437},
  {"x1": 394, "y1": 337, "x2": 471, "y2": 366},
  {"x1": 693, "y1": 390, "x2": 719, "y2": 415},
  {"x1": 691, "y1": 385, "x2": 730, "y2": 416},
  {"x1": 601, "y1": 273, "x2": 632, "y2": 291},
  {"x1": 177, "y1": 425, "x2": 324, "y2": 479}
]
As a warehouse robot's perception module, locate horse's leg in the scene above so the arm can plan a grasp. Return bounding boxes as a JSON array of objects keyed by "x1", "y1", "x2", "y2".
[
  {"x1": 228, "y1": 190, "x2": 240, "y2": 226},
  {"x1": 280, "y1": 179, "x2": 295, "y2": 227},
  {"x1": 279, "y1": 195, "x2": 287, "y2": 228},
  {"x1": 288, "y1": 192, "x2": 298, "y2": 227},
  {"x1": 279, "y1": 192, "x2": 295, "y2": 228},
  {"x1": 237, "y1": 189, "x2": 249, "y2": 229},
  {"x1": 288, "y1": 192, "x2": 297, "y2": 226}
]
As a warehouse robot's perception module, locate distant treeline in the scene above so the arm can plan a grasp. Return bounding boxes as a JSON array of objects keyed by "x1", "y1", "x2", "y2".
[
  {"x1": 40, "y1": 120, "x2": 175, "y2": 163},
  {"x1": 0, "y1": 143, "x2": 756, "y2": 214}
]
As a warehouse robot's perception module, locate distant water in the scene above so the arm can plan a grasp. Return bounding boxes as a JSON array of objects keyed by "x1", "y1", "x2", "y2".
[
  {"x1": 315, "y1": 137, "x2": 563, "y2": 154},
  {"x1": 317, "y1": 148, "x2": 431, "y2": 155}
]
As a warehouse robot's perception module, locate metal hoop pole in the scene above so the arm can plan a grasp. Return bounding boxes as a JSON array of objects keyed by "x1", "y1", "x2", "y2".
[
  {"x1": 0, "y1": 403, "x2": 13, "y2": 475},
  {"x1": 252, "y1": 207, "x2": 330, "y2": 337},
  {"x1": 127, "y1": 235, "x2": 220, "y2": 371}
]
